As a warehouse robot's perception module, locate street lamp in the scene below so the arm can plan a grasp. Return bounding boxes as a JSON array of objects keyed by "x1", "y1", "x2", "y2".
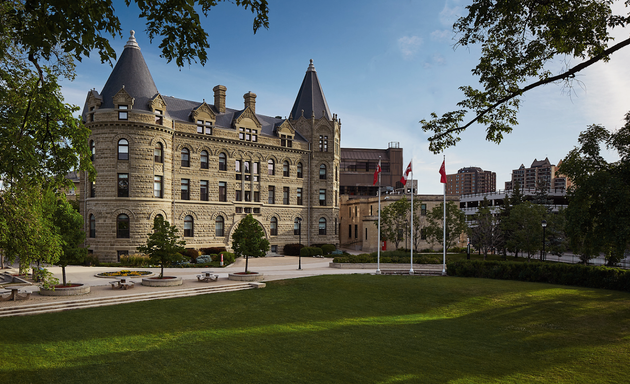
[
  {"x1": 541, "y1": 219, "x2": 547, "y2": 261},
  {"x1": 297, "y1": 217, "x2": 303, "y2": 270}
]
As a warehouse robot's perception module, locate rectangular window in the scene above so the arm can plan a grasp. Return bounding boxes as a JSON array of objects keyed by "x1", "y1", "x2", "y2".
[
  {"x1": 324, "y1": 136, "x2": 328, "y2": 152},
  {"x1": 348, "y1": 225, "x2": 352, "y2": 238},
  {"x1": 365, "y1": 228, "x2": 368, "y2": 240},
  {"x1": 268, "y1": 186, "x2": 275, "y2": 204},
  {"x1": 219, "y1": 182, "x2": 226, "y2": 202},
  {"x1": 421, "y1": 204, "x2": 427, "y2": 216},
  {"x1": 205, "y1": 121, "x2": 212, "y2": 135},
  {"x1": 200, "y1": 180, "x2": 208, "y2": 201},
  {"x1": 197, "y1": 120, "x2": 204, "y2": 134},
  {"x1": 118, "y1": 105, "x2": 128, "y2": 120},
  {"x1": 235, "y1": 190, "x2": 242, "y2": 201},
  {"x1": 319, "y1": 189, "x2": 326, "y2": 206},
  {"x1": 117, "y1": 173, "x2": 129, "y2": 197},
  {"x1": 355, "y1": 225, "x2": 358, "y2": 239},
  {"x1": 154, "y1": 175, "x2": 163, "y2": 198},
  {"x1": 297, "y1": 188, "x2": 303, "y2": 205},
  {"x1": 235, "y1": 207, "x2": 243, "y2": 213},
  {"x1": 181, "y1": 179, "x2": 189, "y2": 200},
  {"x1": 253, "y1": 207, "x2": 260, "y2": 213},
  {"x1": 90, "y1": 181, "x2": 96, "y2": 198},
  {"x1": 245, "y1": 190, "x2": 251, "y2": 202},
  {"x1": 155, "y1": 109, "x2": 163, "y2": 125},
  {"x1": 283, "y1": 187, "x2": 289, "y2": 205},
  {"x1": 254, "y1": 191, "x2": 260, "y2": 202},
  {"x1": 244, "y1": 207, "x2": 252, "y2": 213},
  {"x1": 319, "y1": 135, "x2": 323, "y2": 151}
]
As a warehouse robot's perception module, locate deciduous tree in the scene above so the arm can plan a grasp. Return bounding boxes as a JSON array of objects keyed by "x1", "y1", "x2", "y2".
[
  {"x1": 137, "y1": 216, "x2": 187, "y2": 278},
  {"x1": 425, "y1": 201, "x2": 468, "y2": 251},
  {"x1": 231, "y1": 214, "x2": 270, "y2": 273},
  {"x1": 52, "y1": 197, "x2": 88, "y2": 285},
  {"x1": 377, "y1": 198, "x2": 409, "y2": 250}
]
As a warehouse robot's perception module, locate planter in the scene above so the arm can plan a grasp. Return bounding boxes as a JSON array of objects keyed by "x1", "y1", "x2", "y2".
[
  {"x1": 141, "y1": 276, "x2": 183, "y2": 287},
  {"x1": 39, "y1": 283, "x2": 90, "y2": 296},
  {"x1": 228, "y1": 272, "x2": 264, "y2": 282}
]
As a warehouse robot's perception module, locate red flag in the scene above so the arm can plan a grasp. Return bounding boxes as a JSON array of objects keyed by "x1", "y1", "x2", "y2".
[
  {"x1": 373, "y1": 162, "x2": 381, "y2": 185},
  {"x1": 439, "y1": 160, "x2": 447, "y2": 183},
  {"x1": 400, "y1": 161, "x2": 412, "y2": 186}
]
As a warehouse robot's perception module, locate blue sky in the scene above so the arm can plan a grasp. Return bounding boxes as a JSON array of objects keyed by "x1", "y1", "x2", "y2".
[{"x1": 61, "y1": 0, "x2": 630, "y2": 194}]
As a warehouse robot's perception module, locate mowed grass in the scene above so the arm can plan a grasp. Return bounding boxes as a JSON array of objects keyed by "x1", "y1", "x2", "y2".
[{"x1": 2, "y1": 275, "x2": 630, "y2": 383}]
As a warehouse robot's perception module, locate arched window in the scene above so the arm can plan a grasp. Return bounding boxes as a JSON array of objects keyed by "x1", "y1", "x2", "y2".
[
  {"x1": 319, "y1": 164, "x2": 327, "y2": 180},
  {"x1": 154, "y1": 142, "x2": 163, "y2": 163},
  {"x1": 184, "y1": 215, "x2": 194, "y2": 237},
  {"x1": 297, "y1": 162, "x2": 303, "y2": 178},
  {"x1": 267, "y1": 159, "x2": 275, "y2": 175},
  {"x1": 200, "y1": 150, "x2": 209, "y2": 169},
  {"x1": 283, "y1": 161, "x2": 289, "y2": 177},
  {"x1": 90, "y1": 140, "x2": 95, "y2": 161},
  {"x1": 219, "y1": 152, "x2": 227, "y2": 171},
  {"x1": 181, "y1": 148, "x2": 190, "y2": 167},
  {"x1": 89, "y1": 214, "x2": 95, "y2": 238},
  {"x1": 319, "y1": 217, "x2": 327, "y2": 235},
  {"x1": 118, "y1": 139, "x2": 129, "y2": 160},
  {"x1": 117, "y1": 214, "x2": 130, "y2": 238},
  {"x1": 215, "y1": 216, "x2": 224, "y2": 237},
  {"x1": 270, "y1": 217, "x2": 278, "y2": 236}
]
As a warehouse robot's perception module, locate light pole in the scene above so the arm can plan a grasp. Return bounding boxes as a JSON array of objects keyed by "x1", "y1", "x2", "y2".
[
  {"x1": 297, "y1": 217, "x2": 302, "y2": 270},
  {"x1": 541, "y1": 219, "x2": 547, "y2": 261}
]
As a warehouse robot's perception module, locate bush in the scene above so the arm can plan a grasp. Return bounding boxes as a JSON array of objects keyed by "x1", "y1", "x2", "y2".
[
  {"x1": 300, "y1": 247, "x2": 323, "y2": 257},
  {"x1": 196, "y1": 255, "x2": 213, "y2": 264},
  {"x1": 200, "y1": 247, "x2": 227, "y2": 255},
  {"x1": 222, "y1": 252, "x2": 235, "y2": 264},
  {"x1": 120, "y1": 253, "x2": 151, "y2": 267},
  {"x1": 321, "y1": 244, "x2": 335, "y2": 255},
  {"x1": 283, "y1": 243, "x2": 304, "y2": 256},
  {"x1": 446, "y1": 260, "x2": 630, "y2": 292},
  {"x1": 84, "y1": 254, "x2": 100, "y2": 266},
  {"x1": 332, "y1": 251, "x2": 442, "y2": 264},
  {"x1": 182, "y1": 249, "x2": 200, "y2": 263}
]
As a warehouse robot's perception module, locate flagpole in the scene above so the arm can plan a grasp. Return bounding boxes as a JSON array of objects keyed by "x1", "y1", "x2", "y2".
[
  {"x1": 376, "y1": 157, "x2": 381, "y2": 275},
  {"x1": 442, "y1": 155, "x2": 446, "y2": 275},
  {"x1": 409, "y1": 163, "x2": 414, "y2": 275}
]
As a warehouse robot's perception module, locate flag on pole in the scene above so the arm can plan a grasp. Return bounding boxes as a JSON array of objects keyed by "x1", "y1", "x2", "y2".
[
  {"x1": 439, "y1": 160, "x2": 447, "y2": 183},
  {"x1": 400, "y1": 161, "x2": 412, "y2": 186},
  {"x1": 373, "y1": 161, "x2": 381, "y2": 185}
]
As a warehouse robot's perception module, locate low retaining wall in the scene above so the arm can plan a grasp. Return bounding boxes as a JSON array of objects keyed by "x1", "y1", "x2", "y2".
[
  {"x1": 228, "y1": 273, "x2": 264, "y2": 282},
  {"x1": 142, "y1": 276, "x2": 183, "y2": 287},
  {"x1": 39, "y1": 284, "x2": 91, "y2": 296}
]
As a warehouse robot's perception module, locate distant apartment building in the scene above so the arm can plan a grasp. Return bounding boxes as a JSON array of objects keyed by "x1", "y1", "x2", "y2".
[
  {"x1": 505, "y1": 158, "x2": 572, "y2": 191},
  {"x1": 339, "y1": 142, "x2": 403, "y2": 196},
  {"x1": 446, "y1": 167, "x2": 496, "y2": 196}
]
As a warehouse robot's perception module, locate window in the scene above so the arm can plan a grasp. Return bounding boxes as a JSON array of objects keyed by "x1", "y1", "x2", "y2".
[
  {"x1": 181, "y1": 179, "x2": 189, "y2": 200},
  {"x1": 283, "y1": 187, "x2": 289, "y2": 205},
  {"x1": 236, "y1": 207, "x2": 243, "y2": 213},
  {"x1": 294, "y1": 218, "x2": 301, "y2": 236},
  {"x1": 89, "y1": 214, "x2": 95, "y2": 238},
  {"x1": 215, "y1": 216, "x2": 224, "y2": 237},
  {"x1": 239, "y1": 127, "x2": 257, "y2": 141},
  {"x1": 118, "y1": 173, "x2": 129, "y2": 197},
  {"x1": 154, "y1": 109, "x2": 163, "y2": 125},
  {"x1": 297, "y1": 188, "x2": 303, "y2": 205},
  {"x1": 118, "y1": 105, "x2": 128, "y2": 120},
  {"x1": 254, "y1": 191, "x2": 260, "y2": 202},
  {"x1": 324, "y1": 136, "x2": 328, "y2": 152},
  {"x1": 271, "y1": 245, "x2": 278, "y2": 253},
  {"x1": 219, "y1": 152, "x2": 227, "y2": 171},
  {"x1": 235, "y1": 190, "x2": 242, "y2": 201},
  {"x1": 90, "y1": 140, "x2": 95, "y2": 161},
  {"x1": 370, "y1": 205, "x2": 373, "y2": 216},
  {"x1": 154, "y1": 175, "x2": 163, "y2": 198},
  {"x1": 319, "y1": 135, "x2": 323, "y2": 151},
  {"x1": 270, "y1": 217, "x2": 278, "y2": 236},
  {"x1": 348, "y1": 225, "x2": 351, "y2": 238},
  {"x1": 355, "y1": 225, "x2": 358, "y2": 239},
  {"x1": 336, "y1": 166, "x2": 338, "y2": 181},
  {"x1": 117, "y1": 214, "x2": 130, "y2": 238},
  {"x1": 245, "y1": 190, "x2": 251, "y2": 202},
  {"x1": 283, "y1": 161, "x2": 289, "y2": 177},
  {"x1": 297, "y1": 162, "x2": 303, "y2": 178},
  {"x1": 281, "y1": 134, "x2": 293, "y2": 147},
  {"x1": 253, "y1": 207, "x2": 260, "y2": 213},
  {"x1": 219, "y1": 182, "x2": 226, "y2": 202},
  {"x1": 319, "y1": 217, "x2": 327, "y2": 235},
  {"x1": 197, "y1": 120, "x2": 212, "y2": 135},
  {"x1": 319, "y1": 189, "x2": 326, "y2": 206},
  {"x1": 235, "y1": 160, "x2": 242, "y2": 180},
  {"x1": 365, "y1": 228, "x2": 368, "y2": 240},
  {"x1": 319, "y1": 164, "x2": 327, "y2": 180},
  {"x1": 421, "y1": 204, "x2": 427, "y2": 216},
  {"x1": 268, "y1": 186, "x2": 275, "y2": 204},
  {"x1": 268, "y1": 159, "x2": 275, "y2": 175},
  {"x1": 184, "y1": 215, "x2": 194, "y2": 237},
  {"x1": 253, "y1": 162, "x2": 259, "y2": 181},
  {"x1": 200, "y1": 180, "x2": 208, "y2": 201},
  {"x1": 90, "y1": 181, "x2": 96, "y2": 198},
  {"x1": 200, "y1": 150, "x2": 209, "y2": 169},
  {"x1": 154, "y1": 142, "x2": 163, "y2": 163},
  {"x1": 181, "y1": 148, "x2": 190, "y2": 167},
  {"x1": 118, "y1": 139, "x2": 129, "y2": 160}
]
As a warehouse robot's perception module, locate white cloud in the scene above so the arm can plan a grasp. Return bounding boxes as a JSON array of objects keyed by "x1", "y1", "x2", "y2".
[
  {"x1": 398, "y1": 35, "x2": 423, "y2": 59},
  {"x1": 423, "y1": 53, "x2": 447, "y2": 69},
  {"x1": 439, "y1": 0, "x2": 465, "y2": 27},
  {"x1": 430, "y1": 29, "x2": 453, "y2": 42}
]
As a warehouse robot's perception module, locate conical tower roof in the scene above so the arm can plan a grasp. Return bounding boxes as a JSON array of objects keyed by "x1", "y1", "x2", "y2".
[
  {"x1": 290, "y1": 60, "x2": 332, "y2": 120},
  {"x1": 99, "y1": 30, "x2": 159, "y2": 111}
]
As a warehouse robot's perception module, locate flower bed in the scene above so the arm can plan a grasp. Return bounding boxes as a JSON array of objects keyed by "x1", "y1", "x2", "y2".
[{"x1": 95, "y1": 270, "x2": 153, "y2": 277}]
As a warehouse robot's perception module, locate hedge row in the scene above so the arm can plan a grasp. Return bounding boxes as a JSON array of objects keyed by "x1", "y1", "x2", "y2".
[
  {"x1": 447, "y1": 260, "x2": 630, "y2": 292},
  {"x1": 333, "y1": 252, "x2": 442, "y2": 264},
  {"x1": 300, "y1": 247, "x2": 323, "y2": 257},
  {"x1": 283, "y1": 243, "x2": 304, "y2": 256}
]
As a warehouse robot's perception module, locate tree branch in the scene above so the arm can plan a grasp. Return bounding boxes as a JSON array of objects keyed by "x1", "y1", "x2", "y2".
[{"x1": 428, "y1": 36, "x2": 630, "y2": 142}]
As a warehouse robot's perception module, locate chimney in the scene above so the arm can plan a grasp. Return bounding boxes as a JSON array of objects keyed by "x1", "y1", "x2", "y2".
[
  {"x1": 243, "y1": 91, "x2": 257, "y2": 114},
  {"x1": 213, "y1": 85, "x2": 226, "y2": 113}
]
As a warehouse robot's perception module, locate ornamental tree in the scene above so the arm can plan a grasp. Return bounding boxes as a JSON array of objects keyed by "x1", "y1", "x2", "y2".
[
  {"x1": 231, "y1": 214, "x2": 270, "y2": 273},
  {"x1": 52, "y1": 197, "x2": 88, "y2": 285},
  {"x1": 137, "y1": 216, "x2": 187, "y2": 278},
  {"x1": 425, "y1": 201, "x2": 468, "y2": 251}
]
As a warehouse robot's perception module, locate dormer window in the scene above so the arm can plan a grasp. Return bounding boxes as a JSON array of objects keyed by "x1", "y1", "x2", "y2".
[
  {"x1": 239, "y1": 128, "x2": 257, "y2": 142},
  {"x1": 118, "y1": 105, "x2": 128, "y2": 120},
  {"x1": 281, "y1": 134, "x2": 293, "y2": 147},
  {"x1": 155, "y1": 109, "x2": 163, "y2": 125},
  {"x1": 197, "y1": 120, "x2": 212, "y2": 135}
]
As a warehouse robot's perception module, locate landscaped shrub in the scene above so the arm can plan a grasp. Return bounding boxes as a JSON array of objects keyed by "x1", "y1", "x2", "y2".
[
  {"x1": 283, "y1": 243, "x2": 304, "y2": 256},
  {"x1": 196, "y1": 255, "x2": 213, "y2": 264},
  {"x1": 84, "y1": 254, "x2": 100, "y2": 266},
  {"x1": 200, "y1": 247, "x2": 227, "y2": 255},
  {"x1": 120, "y1": 253, "x2": 151, "y2": 267},
  {"x1": 182, "y1": 249, "x2": 200, "y2": 263},
  {"x1": 221, "y1": 252, "x2": 235, "y2": 264},
  {"x1": 332, "y1": 251, "x2": 442, "y2": 264},
  {"x1": 300, "y1": 247, "x2": 323, "y2": 257},
  {"x1": 321, "y1": 244, "x2": 335, "y2": 255},
  {"x1": 447, "y1": 260, "x2": 630, "y2": 292}
]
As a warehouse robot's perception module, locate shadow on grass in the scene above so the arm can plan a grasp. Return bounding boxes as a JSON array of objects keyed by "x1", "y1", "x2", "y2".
[{"x1": 2, "y1": 275, "x2": 630, "y2": 383}]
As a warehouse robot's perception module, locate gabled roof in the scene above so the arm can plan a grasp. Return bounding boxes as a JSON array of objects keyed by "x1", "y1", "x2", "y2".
[
  {"x1": 290, "y1": 60, "x2": 332, "y2": 121},
  {"x1": 98, "y1": 31, "x2": 159, "y2": 112}
]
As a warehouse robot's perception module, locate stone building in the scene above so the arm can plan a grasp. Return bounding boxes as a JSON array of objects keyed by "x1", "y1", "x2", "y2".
[
  {"x1": 505, "y1": 158, "x2": 572, "y2": 191},
  {"x1": 80, "y1": 31, "x2": 340, "y2": 262}
]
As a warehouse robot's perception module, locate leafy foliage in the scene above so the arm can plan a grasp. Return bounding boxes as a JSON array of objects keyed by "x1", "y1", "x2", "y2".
[
  {"x1": 136, "y1": 216, "x2": 187, "y2": 278},
  {"x1": 501, "y1": 202, "x2": 547, "y2": 260},
  {"x1": 469, "y1": 199, "x2": 503, "y2": 260},
  {"x1": 376, "y1": 197, "x2": 409, "y2": 250},
  {"x1": 420, "y1": 0, "x2": 630, "y2": 153},
  {"x1": 231, "y1": 214, "x2": 270, "y2": 272},
  {"x1": 52, "y1": 197, "x2": 88, "y2": 285},
  {"x1": 425, "y1": 201, "x2": 468, "y2": 251}
]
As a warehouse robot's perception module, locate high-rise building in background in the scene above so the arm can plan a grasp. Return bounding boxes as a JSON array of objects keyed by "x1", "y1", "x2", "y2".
[
  {"x1": 505, "y1": 158, "x2": 571, "y2": 191},
  {"x1": 445, "y1": 167, "x2": 496, "y2": 196}
]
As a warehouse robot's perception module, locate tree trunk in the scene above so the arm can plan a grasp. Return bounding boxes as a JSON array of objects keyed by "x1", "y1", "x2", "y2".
[
  {"x1": 245, "y1": 254, "x2": 249, "y2": 273},
  {"x1": 62, "y1": 265, "x2": 67, "y2": 286}
]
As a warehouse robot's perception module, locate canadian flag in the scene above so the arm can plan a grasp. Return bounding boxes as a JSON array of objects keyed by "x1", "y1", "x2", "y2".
[
  {"x1": 373, "y1": 162, "x2": 381, "y2": 186},
  {"x1": 400, "y1": 161, "x2": 412, "y2": 186},
  {"x1": 439, "y1": 160, "x2": 447, "y2": 183}
]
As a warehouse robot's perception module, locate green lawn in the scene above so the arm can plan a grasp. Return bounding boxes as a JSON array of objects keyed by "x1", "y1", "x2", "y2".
[{"x1": 2, "y1": 275, "x2": 630, "y2": 383}]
